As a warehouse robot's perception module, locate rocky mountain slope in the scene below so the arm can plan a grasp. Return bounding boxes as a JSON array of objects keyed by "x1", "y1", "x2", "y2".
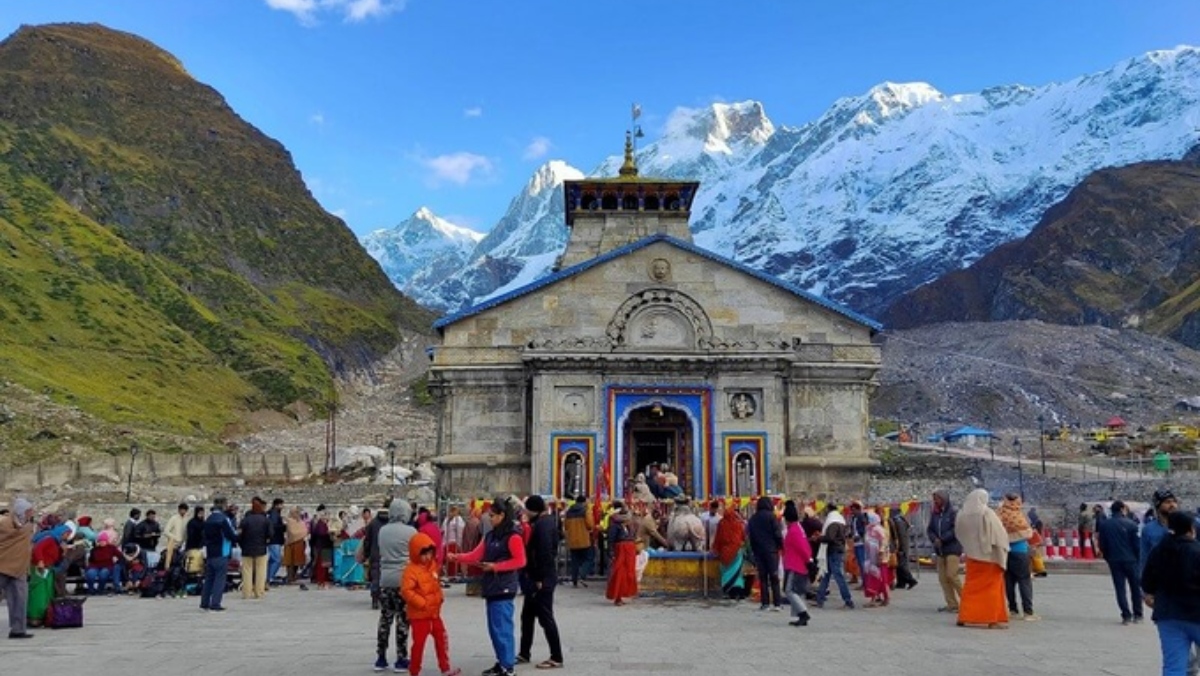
[
  {"x1": 0, "y1": 23, "x2": 431, "y2": 461},
  {"x1": 381, "y1": 48, "x2": 1200, "y2": 316},
  {"x1": 874, "y1": 320, "x2": 1200, "y2": 434},
  {"x1": 884, "y1": 149, "x2": 1200, "y2": 349}
]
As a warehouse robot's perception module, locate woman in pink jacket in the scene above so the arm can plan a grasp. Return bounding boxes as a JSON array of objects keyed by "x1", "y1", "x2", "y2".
[{"x1": 782, "y1": 500, "x2": 814, "y2": 627}]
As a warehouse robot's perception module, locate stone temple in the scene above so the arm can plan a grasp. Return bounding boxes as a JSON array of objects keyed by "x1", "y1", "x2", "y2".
[{"x1": 428, "y1": 134, "x2": 881, "y2": 502}]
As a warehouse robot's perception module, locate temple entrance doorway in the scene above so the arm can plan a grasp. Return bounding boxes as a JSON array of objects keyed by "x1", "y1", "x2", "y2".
[{"x1": 625, "y1": 404, "x2": 692, "y2": 497}]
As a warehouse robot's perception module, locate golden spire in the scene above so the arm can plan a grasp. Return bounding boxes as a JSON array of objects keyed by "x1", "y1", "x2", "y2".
[{"x1": 618, "y1": 130, "x2": 638, "y2": 178}]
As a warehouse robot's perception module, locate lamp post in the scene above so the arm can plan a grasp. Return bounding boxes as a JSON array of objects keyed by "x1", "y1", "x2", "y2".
[
  {"x1": 985, "y1": 415, "x2": 994, "y2": 461},
  {"x1": 1012, "y1": 437, "x2": 1024, "y2": 500},
  {"x1": 387, "y1": 441, "x2": 397, "y2": 485},
  {"x1": 126, "y1": 441, "x2": 140, "y2": 503},
  {"x1": 1037, "y1": 414, "x2": 1047, "y2": 474}
]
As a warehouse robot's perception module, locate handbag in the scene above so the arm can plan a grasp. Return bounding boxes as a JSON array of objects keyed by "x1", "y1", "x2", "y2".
[
  {"x1": 46, "y1": 596, "x2": 85, "y2": 629},
  {"x1": 185, "y1": 549, "x2": 204, "y2": 575}
]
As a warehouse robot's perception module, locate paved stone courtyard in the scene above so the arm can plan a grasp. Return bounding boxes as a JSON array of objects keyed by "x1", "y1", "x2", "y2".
[{"x1": 3, "y1": 571, "x2": 1158, "y2": 676}]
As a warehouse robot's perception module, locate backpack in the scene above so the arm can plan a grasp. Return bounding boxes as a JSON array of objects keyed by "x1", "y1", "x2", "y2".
[{"x1": 139, "y1": 570, "x2": 165, "y2": 598}]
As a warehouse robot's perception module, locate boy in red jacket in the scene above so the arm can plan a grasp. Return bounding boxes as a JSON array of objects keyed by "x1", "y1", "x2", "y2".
[{"x1": 401, "y1": 533, "x2": 461, "y2": 676}]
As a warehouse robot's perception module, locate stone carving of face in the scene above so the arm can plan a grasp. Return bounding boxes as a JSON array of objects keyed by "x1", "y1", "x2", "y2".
[
  {"x1": 731, "y1": 393, "x2": 756, "y2": 419},
  {"x1": 650, "y1": 258, "x2": 671, "y2": 282}
]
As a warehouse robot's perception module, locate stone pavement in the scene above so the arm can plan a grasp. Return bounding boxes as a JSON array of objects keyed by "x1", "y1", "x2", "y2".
[{"x1": 2, "y1": 572, "x2": 1158, "y2": 676}]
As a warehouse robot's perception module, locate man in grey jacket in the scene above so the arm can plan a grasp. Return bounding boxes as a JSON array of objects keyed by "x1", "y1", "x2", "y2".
[
  {"x1": 375, "y1": 499, "x2": 416, "y2": 672},
  {"x1": 927, "y1": 489, "x2": 963, "y2": 612}
]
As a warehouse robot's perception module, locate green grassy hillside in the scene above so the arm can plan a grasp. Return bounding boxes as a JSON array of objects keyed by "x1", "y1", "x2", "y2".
[{"x1": 0, "y1": 24, "x2": 432, "y2": 463}]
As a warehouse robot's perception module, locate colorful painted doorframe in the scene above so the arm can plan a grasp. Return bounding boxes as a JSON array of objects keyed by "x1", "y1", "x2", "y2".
[
  {"x1": 548, "y1": 433, "x2": 596, "y2": 499},
  {"x1": 604, "y1": 385, "x2": 713, "y2": 499}
]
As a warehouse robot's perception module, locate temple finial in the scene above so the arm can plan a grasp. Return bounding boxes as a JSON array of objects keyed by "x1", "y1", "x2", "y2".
[{"x1": 618, "y1": 130, "x2": 638, "y2": 178}]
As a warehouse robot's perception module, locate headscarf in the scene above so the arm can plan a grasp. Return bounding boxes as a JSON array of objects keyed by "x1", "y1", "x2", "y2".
[
  {"x1": 997, "y1": 495, "x2": 1033, "y2": 542},
  {"x1": 955, "y1": 489, "x2": 1009, "y2": 569},
  {"x1": 712, "y1": 504, "x2": 745, "y2": 565},
  {"x1": 13, "y1": 498, "x2": 33, "y2": 524}
]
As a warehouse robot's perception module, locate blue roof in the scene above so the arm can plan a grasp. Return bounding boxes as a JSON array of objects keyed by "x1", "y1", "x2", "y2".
[{"x1": 433, "y1": 234, "x2": 883, "y2": 332}]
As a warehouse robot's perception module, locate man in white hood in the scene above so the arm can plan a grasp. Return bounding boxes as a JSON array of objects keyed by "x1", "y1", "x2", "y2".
[
  {"x1": 813, "y1": 503, "x2": 855, "y2": 609},
  {"x1": 0, "y1": 497, "x2": 36, "y2": 639},
  {"x1": 375, "y1": 499, "x2": 416, "y2": 672}
]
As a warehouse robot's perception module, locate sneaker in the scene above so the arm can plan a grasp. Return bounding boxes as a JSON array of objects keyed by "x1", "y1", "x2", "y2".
[
  {"x1": 1134, "y1": 616, "x2": 1144, "y2": 624},
  {"x1": 770, "y1": 605, "x2": 782, "y2": 612},
  {"x1": 515, "y1": 655, "x2": 531, "y2": 665},
  {"x1": 1121, "y1": 618, "x2": 1132, "y2": 626},
  {"x1": 374, "y1": 656, "x2": 388, "y2": 672},
  {"x1": 842, "y1": 602, "x2": 855, "y2": 610},
  {"x1": 1023, "y1": 614, "x2": 1041, "y2": 622},
  {"x1": 758, "y1": 604, "x2": 770, "y2": 611},
  {"x1": 393, "y1": 658, "x2": 410, "y2": 672},
  {"x1": 482, "y1": 664, "x2": 503, "y2": 676}
]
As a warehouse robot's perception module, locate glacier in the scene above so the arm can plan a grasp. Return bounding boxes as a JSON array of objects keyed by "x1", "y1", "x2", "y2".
[{"x1": 364, "y1": 46, "x2": 1200, "y2": 318}]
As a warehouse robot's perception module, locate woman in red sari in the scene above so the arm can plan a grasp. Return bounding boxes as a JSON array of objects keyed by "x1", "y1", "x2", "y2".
[
  {"x1": 712, "y1": 503, "x2": 749, "y2": 600},
  {"x1": 605, "y1": 508, "x2": 637, "y2": 606},
  {"x1": 863, "y1": 511, "x2": 892, "y2": 607}
]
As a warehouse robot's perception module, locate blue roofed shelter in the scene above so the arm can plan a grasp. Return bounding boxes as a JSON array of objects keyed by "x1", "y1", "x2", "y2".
[{"x1": 428, "y1": 134, "x2": 882, "y2": 502}]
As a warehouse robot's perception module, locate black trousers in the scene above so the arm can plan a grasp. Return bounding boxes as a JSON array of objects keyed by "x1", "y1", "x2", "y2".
[
  {"x1": 519, "y1": 584, "x2": 564, "y2": 663},
  {"x1": 1005, "y1": 551, "x2": 1034, "y2": 615},
  {"x1": 893, "y1": 553, "x2": 917, "y2": 588}
]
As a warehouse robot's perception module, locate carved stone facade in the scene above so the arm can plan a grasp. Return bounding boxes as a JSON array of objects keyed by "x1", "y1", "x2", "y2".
[{"x1": 430, "y1": 168, "x2": 881, "y2": 502}]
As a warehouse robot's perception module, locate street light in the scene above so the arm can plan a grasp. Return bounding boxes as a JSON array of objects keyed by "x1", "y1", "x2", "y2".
[
  {"x1": 387, "y1": 441, "x2": 397, "y2": 485},
  {"x1": 1012, "y1": 437, "x2": 1025, "y2": 500},
  {"x1": 126, "y1": 441, "x2": 140, "y2": 503},
  {"x1": 985, "y1": 415, "x2": 994, "y2": 460},
  {"x1": 1037, "y1": 414, "x2": 1047, "y2": 474}
]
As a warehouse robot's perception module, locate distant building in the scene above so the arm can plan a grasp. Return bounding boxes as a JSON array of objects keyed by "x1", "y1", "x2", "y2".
[{"x1": 428, "y1": 133, "x2": 881, "y2": 502}]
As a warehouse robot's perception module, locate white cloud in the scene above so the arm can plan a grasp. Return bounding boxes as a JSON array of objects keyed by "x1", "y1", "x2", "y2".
[
  {"x1": 310, "y1": 112, "x2": 325, "y2": 125},
  {"x1": 421, "y1": 152, "x2": 494, "y2": 186},
  {"x1": 463, "y1": 106, "x2": 483, "y2": 118},
  {"x1": 331, "y1": 208, "x2": 348, "y2": 220},
  {"x1": 264, "y1": 0, "x2": 405, "y2": 24},
  {"x1": 522, "y1": 136, "x2": 552, "y2": 161}
]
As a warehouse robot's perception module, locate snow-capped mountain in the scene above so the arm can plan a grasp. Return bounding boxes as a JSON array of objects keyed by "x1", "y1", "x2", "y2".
[
  {"x1": 376, "y1": 47, "x2": 1200, "y2": 317},
  {"x1": 361, "y1": 207, "x2": 483, "y2": 308}
]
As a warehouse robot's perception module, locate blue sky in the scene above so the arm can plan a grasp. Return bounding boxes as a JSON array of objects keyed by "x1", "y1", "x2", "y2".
[{"x1": 3, "y1": 1, "x2": 1198, "y2": 236}]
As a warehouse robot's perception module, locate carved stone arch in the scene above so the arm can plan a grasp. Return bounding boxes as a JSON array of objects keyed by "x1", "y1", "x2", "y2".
[{"x1": 606, "y1": 288, "x2": 714, "y2": 350}]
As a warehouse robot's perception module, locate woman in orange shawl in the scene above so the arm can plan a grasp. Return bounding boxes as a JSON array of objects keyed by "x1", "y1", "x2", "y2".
[
  {"x1": 955, "y1": 489, "x2": 1010, "y2": 628},
  {"x1": 712, "y1": 503, "x2": 749, "y2": 600},
  {"x1": 605, "y1": 508, "x2": 637, "y2": 606}
]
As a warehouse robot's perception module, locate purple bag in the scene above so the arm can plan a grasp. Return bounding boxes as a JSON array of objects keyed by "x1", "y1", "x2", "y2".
[{"x1": 46, "y1": 596, "x2": 85, "y2": 629}]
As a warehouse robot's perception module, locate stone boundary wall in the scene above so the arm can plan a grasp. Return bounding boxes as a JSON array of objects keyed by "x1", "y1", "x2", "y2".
[{"x1": 0, "y1": 452, "x2": 324, "y2": 491}]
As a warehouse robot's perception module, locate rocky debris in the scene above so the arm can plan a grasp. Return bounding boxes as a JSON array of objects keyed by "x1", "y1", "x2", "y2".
[{"x1": 874, "y1": 321, "x2": 1200, "y2": 434}]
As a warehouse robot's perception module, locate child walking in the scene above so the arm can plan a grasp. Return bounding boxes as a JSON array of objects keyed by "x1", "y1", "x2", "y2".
[{"x1": 402, "y1": 532, "x2": 461, "y2": 676}]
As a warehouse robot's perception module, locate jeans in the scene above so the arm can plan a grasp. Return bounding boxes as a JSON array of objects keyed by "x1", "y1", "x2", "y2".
[
  {"x1": 936, "y1": 554, "x2": 963, "y2": 609},
  {"x1": 853, "y1": 543, "x2": 866, "y2": 580},
  {"x1": 267, "y1": 544, "x2": 283, "y2": 583},
  {"x1": 1107, "y1": 559, "x2": 1143, "y2": 620},
  {"x1": 784, "y1": 571, "x2": 810, "y2": 617},
  {"x1": 519, "y1": 583, "x2": 564, "y2": 663},
  {"x1": 1004, "y1": 551, "x2": 1034, "y2": 615},
  {"x1": 817, "y1": 550, "x2": 853, "y2": 605},
  {"x1": 754, "y1": 551, "x2": 782, "y2": 608},
  {"x1": 486, "y1": 597, "x2": 516, "y2": 670},
  {"x1": 85, "y1": 567, "x2": 121, "y2": 594},
  {"x1": 1158, "y1": 620, "x2": 1200, "y2": 676},
  {"x1": 200, "y1": 556, "x2": 228, "y2": 609},
  {"x1": 0, "y1": 572, "x2": 28, "y2": 635}
]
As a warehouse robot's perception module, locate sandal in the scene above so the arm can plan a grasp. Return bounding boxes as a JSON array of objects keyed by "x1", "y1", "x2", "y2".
[{"x1": 536, "y1": 660, "x2": 563, "y2": 669}]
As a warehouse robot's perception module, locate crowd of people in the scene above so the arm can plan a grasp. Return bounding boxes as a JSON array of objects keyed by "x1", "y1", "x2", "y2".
[{"x1": 5, "y1": 485, "x2": 1200, "y2": 676}]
